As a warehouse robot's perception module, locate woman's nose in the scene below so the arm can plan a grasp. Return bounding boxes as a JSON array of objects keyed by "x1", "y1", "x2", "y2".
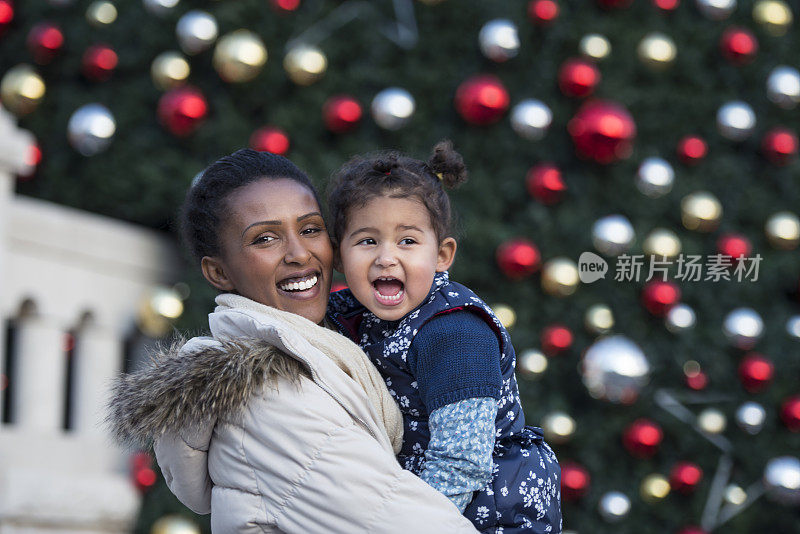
[{"x1": 284, "y1": 235, "x2": 312, "y2": 264}]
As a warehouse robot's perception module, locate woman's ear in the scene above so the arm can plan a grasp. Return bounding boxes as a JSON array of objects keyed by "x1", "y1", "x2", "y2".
[
  {"x1": 436, "y1": 237, "x2": 457, "y2": 272},
  {"x1": 201, "y1": 256, "x2": 236, "y2": 291}
]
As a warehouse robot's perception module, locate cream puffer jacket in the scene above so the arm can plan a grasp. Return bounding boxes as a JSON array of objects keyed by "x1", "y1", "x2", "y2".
[{"x1": 107, "y1": 297, "x2": 478, "y2": 533}]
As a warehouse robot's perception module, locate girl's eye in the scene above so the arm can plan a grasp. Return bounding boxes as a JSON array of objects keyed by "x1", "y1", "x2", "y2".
[
  {"x1": 400, "y1": 238, "x2": 417, "y2": 245},
  {"x1": 356, "y1": 238, "x2": 376, "y2": 246}
]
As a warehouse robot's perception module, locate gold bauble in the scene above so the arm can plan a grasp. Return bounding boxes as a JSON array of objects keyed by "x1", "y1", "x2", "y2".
[
  {"x1": 541, "y1": 257, "x2": 579, "y2": 297},
  {"x1": 137, "y1": 287, "x2": 184, "y2": 338},
  {"x1": 213, "y1": 30, "x2": 267, "y2": 83},
  {"x1": 86, "y1": 1, "x2": 117, "y2": 26},
  {"x1": 697, "y1": 408, "x2": 727, "y2": 434},
  {"x1": 579, "y1": 34, "x2": 611, "y2": 61},
  {"x1": 284, "y1": 45, "x2": 327, "y2": 86},
  {"x1": 584, "y1": 304, "x2": 614, "y2": 335},
  {"x1": 642, "y1": 228, "x2": 682, "y2": 259},
  {"x1": 517, "y1": 349, "x2": 548, "y2": 379},
  {"x1": 150, "y1": 515, "x2": 201, "y2": 534},
  {"x1": 151, "y1": 52, "x2": 191, "y2": 91},
  {"x1": 753, "y1": 0, "x2": 793, "y2": 36},
  {"x1": 0, "y1": 65, "x2": 46, "y2": 116},
  {"x1": 765, "y1": 211, "x2": 800, "y2": 250},
  {"x1": 640, "y1": 474, "x2": 671, "y2": 503},
  {"x1": 681, "y1": 191, "x2": 722, "y2": 232},
  {"x1": 637, "y1": 32, "x2": 677, "y2": 70},
  {"x1": 492, "y1": 304, "x2": 516, "y2": 329},
  {"x1": 724, "y1": 484, "x2": 747, "y2": 505},
  {"x1": 541, "y1": 411, "x2": 576, "y2": 444}
]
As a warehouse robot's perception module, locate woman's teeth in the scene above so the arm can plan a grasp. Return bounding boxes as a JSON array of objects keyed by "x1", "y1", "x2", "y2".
[{"x1": 279, "y1": 275, "x2": 318, "y2": 292}]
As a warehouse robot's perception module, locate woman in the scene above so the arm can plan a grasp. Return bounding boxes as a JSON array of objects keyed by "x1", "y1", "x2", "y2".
[{"x1": 106, "y1": 149, "x2": 478, "y2": 533}]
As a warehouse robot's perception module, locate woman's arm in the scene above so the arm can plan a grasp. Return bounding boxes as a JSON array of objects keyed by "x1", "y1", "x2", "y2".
[{"x1": 153, "y1": 421, "x2": 215, "y2": 514}]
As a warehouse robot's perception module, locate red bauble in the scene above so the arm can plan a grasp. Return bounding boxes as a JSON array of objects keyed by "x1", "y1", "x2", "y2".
[
  {"x1": 685, "y1": 370, "x2": 709, "y2": 391},
  {"x1": 641, "y1": 280, "x2": 680, "y2": 316},
  {"x1": 18, "y1": 140, "x2": 41, "y2": 182},
  {"x1": 0, "y1": 0, "x2": 13, "y2": 36},
  {"x1": 270, "y1": 0, "x2": 301, "y2": 12},
  {"x1": 677, "y1": 135, "x2": 708, "y2": 165},
  {"x1": 558, "y1": 58, "x2": 600, "y2": 98},
  {"x1": 761, "y1": 127, "x2": 798, "y2": 165},
  {"x1": 323, "y1": 95, "x2": 362, "y2": 133},
  {"x1": 130, "y1": 452, "x2": 156, "y2": 492},
  {"x1": 781, "y1": 395, "x2": 800, "y2": 431},
  {"x1": 669, "y1": 461, "x2": 703, "y2": 494},
  {"x1": 82, "y1": 44, "x2": 118, "y2": 82},
  {"x1": 677, "y1": 527, "x2": 708, "y2": 534},
  {"x1": 527, "y1": 0, "x2": 559, "y2": 25},
  {"x1": 568, "y1": 100, "x2": 636, "y2": 164},
  {"x1": 654, "y1": 0, "x2": 680, "y2": 11},
  {"x1": 158, "y1": 86, "x2": 208, "y2": 137},
  {"x1": 541, "y1": 324, "x2": 573, "y2": 356},
  {"x1": 738, "y1": 353, "x2": 774, "y2": 393},
  {"x1": 249, "y1": 126, "x2": 290, "y2": 155},
  {"x1": 526, "y1": 163, "x2": 566, "y2": 205},
  {"x1": 716, "y1": 233, "x2": 752, "y2": 262},
  {"x1": 27, "y1": 22, "x2": 63, "y2": 64},
  {"x1": 622, "y1": 418, "x2": 663, "y2": 458},
  {"x1": 720, "y1": 27, "x2": 758, "y2": 65},
  {"x1": 455, "y1": 75, "x2": 510, "y2": 126},
  {"x1": 560, "y1": 461, "x2": 590, "y2": 501},
  {"x1": 496, "y1": 238, "x2": 540, "y2": 279}
]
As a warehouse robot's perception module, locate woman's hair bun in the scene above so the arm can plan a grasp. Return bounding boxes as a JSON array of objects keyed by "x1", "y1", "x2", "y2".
[{"x1": 427, "y1": 140, "x2": 467, "y2": 189}]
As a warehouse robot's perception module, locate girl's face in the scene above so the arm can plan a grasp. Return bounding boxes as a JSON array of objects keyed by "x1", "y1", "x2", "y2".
[
  {"x1": 338, "y1": 194, "x2": 455, "y2": 322},
  {"x1": 201, "y1": 178, "x2": 333, "y2": 324}
]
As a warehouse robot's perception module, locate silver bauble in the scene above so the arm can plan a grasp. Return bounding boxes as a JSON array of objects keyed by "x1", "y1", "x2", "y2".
[
  {"x1": 717, "y1": 101, "x2": 756, "y2": 141},
  {"x1": 735, "y1": 401, "x2": 766, "y2": 435},
  {"x1": 478, "y1": 19, "x2": 519, "y2": 62},
  {"x1": 371, "y1": 88, "x2": 415, "y2": 130},
  {"x1": 787, "y1": 315, "x2": 800, "y2": 339},
  {"x1": 592, "y1": 215, "x2": 635, "y2": 256},
  {"x1": 176, "y1": 10, "x2": 218, "y2": 55},
  {"x1": 766, "y1": 66, "x2": 800, "y2": 109},
  {"x1": 67, "y1": 104, "x2": 116, "y2": 156},
  {"x1": 510, "y1": 99, "x2": 552, "y2": 141},
  {"x1": 143, "y1": 0, "x2": 180, "y2": 16},
  {"x1": 722, "y1": 307, "x2": 764, "y2": 349},
  {"x1": 763, "y1": 456, "x2": 800, "y2": 505},
  {"x1": 665, "y1": 303, "x2": 696, "y2": 333},
  {"x1": 598, "y1": 491, "x2": 631, "y2": 522},
  {"x1": 695, "y1": 0, "x2": 736, "y2": 20},
  {"x1": 581, "y1": 335, "x2": 650, "y2": 404},
  {"x1": 636, "y1": 157, "x2": 674, "y2": 198},
  {"x1": 517, "y1": 349, "x2": 548, "y2": 379}
]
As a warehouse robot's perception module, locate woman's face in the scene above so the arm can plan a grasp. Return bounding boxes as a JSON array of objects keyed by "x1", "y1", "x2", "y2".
[{"x1": 202, "y1": 177, "x2": 333, "y2": 324}]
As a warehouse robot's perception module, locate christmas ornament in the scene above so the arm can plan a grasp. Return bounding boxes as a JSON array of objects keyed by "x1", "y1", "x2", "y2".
[
  {"x1": 585, "y1": 304, "x2": 614, "y2": 335},
  {"x1": 643, "y1": 228, "x2": 681, "y2": 259},
  {"x1": 641, "y1": 474, "x2": 670, "y2": 503},
  {"x1": 81, "y1": 44, "x2": 117, "y2": 82},
  {"x1": 683, "y1": 360, "x2": 708, "y2": 390},
  {"x1": 681, "y1": 191, "x2": 722, "y2": 232},
  {"x1": 510, "y1": 99, "x2": 552, "y2": 141},
  {"x1": 157, "y1": 86, "x2": 208, "y2": 137},
  {"x1": 752, "y1": 0, "x2": 793, "y2": 36},
  {"x1": 67, "y1": 104, "x2": 115, "y2": 156},
  {"x1": 0, "y1": 64, "x2": 46, "y2": 116},
  {"x1": 598, "y1": 491, "x2": 630, "y2": 522},
  {"x1": 738, "y1": 353, "x2": 773, "y2": 392},
  {"x1": 541, "y1": 324, "x2": 573, "y2": 356},
  {"x1": 677, "y1": 527, "x2": 707, "y2": 534},
  {"x1": 517, "y1": 349, "x2": 548, "y2": 379},
  {"x1": 137, "y1": 287, "x2": 185, "y2": 337},
  {"x1": 763, "y1": 456, "x2": 800, "y2": 504},
  {"x1": 150, "y1": 515, "x2": 201, "y2": 534},
  {"x1": 670, "y1": 462, "x2": 703, "y2": 494},
  {"x1": 623, "y1": 418, "x2": 663, "y2": 458},
  {"x1": 761, "y1": 127, "x2": 798, "y2": 165},
  {"x1": 492, "y1": 304, "x2": 516, "y2": 330},
  {"x1": 561, "y1": 461, "x2": 590, "y2": 501},
  {"x1": 717, "y1": 101, "x2": 756, "y2": 141},
  {"x1": 213, "y1": 30, "x2": 267, "y2": 83},
  {"x1": 27, "y1": 22, "x2": 63, "y2": 65},
  {"x1": 558, "y1": 58, "x2": 600, "y2": 98},
  {"x1": 496, "y1": 238, "x2": 540, "y2": 279},
  {"x1": 641, "y1": 280, "x2": 680, "y2": 317},
  {"x1": 697, "y1": 408, "x2": 727, "y2": 434},
  {"x1": 526, "y1": 162, "x2": 565, "y2": 204},
  {"x1": 677, "y1": 135, "x2": 708, "y2": 165},
  {"x1": 568, "y1": 100, "x2": 636, "y2": 164},
  {"x1": 249, "y1": 126, "x2": 290, "y2": 155},
  {"x1": 724, "y1": 484, "x2": 747, "y2": 506},
  {"x1": 284, "y1": 44, "x2": 327, "y2": 86},
  {"x1": 716, "y1": 233, "x2": 751, "y2": 261},
  {"x1": 592, "y1": 215, "x2": 634, "y2": 255},
  {"x1": 478, "y1": 19, "x2": 519, "y2": 62},
  {"x1": 735, "y1": 401, "x2": 766, "y2": 434},
  {"x1": 720, "y1": 27, "x2": 757, "y2": 64},
  {"x1": 142, "y1": 0, "x2": 179, "y2": 16},
  {"x1": 0, "y1": 0, "x2": 13, "y2": 36},
  {"x1": 455, "y1": 75, "x2": 509, "y2": 125},
  {"x1": 131, "y1": 451, "x2": 157, "y2": 492},
  {"x1": 637, "y1": 32, "x2": 677, "y2": 70},
  {"x1": 787, "y1": 316, "x2": 800, "y2": 339},
  {"x1": 636, "y1": 157, "x2": 674, "y2": 198},
  {"x1": 323, "y1": 95, "x2": 362, "y2": 133},
  {"x1": 766, "y1": 66, "x2": 800, "y2": 109},
  {"x1": 541, "y1": 411, "x2": 576, "y2": 443},
  {"x1": 528, "y1": 0, "x2": 560, "y2": 25},
  {"x1": 541, "y1": 258, "x2": 579, "y2": 297},
  {"x1": 372, "y1": 87, "x2": 415, "y2": 130},
  {"x1": 695, "y1": 0, "x2": 736, "y2": 20},
  {"x1": 18, "y1": 140, "x2": 41, "y2": 181},
  {"x1": 666, "y1": 303, "x2": 696, "y2": 333},
  {"x1": 270, "y1": 0, "x2": 301, "y2": 12},
  {"x1": 151, "y1": 52, "x2": 190, "y2": 91},
  {"x1": 654, "y1": 0, "x2": 680, "y2": 11},
  {"x1": 582, "y1": 336, "x2": 651, "y2": 404},
  {"x1": 723, "y1": 308, "x2": 763, "y2": 349},
  {"x1": 86, "y1": 1, "x2": 116, "y2": 26},
  {"x1": 780, "y1": 396, "x2": 800, "y2": 431},
  {"x1": 176, "y1": 10, "x2": 218, "y2": 55},
  {"x1": 579, "y1": 34, "x2": 611, "y2": 61}
]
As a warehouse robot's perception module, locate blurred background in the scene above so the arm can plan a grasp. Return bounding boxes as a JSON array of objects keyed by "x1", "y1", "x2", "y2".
[{"x1": 1, "y1": 0, "x2": 799, "y2": 533}]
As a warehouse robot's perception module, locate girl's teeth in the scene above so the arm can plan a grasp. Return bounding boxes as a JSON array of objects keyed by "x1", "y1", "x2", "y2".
[
  {"x1": 280, "y1": 275, "x2": 318, "y2": 292},
  {"x1": 377, "y1": 289, "x2": 404, "y2": 301}
]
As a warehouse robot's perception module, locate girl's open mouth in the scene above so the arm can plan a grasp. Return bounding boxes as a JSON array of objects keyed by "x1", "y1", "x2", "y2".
[{"x1": 373, "y1": 277, "x2": 404, "y2": 306}]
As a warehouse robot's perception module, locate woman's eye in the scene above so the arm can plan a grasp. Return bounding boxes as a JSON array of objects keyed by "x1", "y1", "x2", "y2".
[
  {"x1": 253, "y1": 235, "x2": 276, "y2": 245},
  {"x1": 301, "y1": 226, "x2": 323, "y2": 235}
]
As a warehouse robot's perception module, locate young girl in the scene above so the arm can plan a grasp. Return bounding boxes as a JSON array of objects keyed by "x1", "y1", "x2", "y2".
[{"x1": 326, "y1": 141, "x2": 562, "y2": 533}]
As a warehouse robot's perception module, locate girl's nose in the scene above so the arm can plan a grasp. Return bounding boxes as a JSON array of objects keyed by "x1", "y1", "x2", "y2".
[{"x1": 375, "y1": 246, "x2": 398, "y2": 268}]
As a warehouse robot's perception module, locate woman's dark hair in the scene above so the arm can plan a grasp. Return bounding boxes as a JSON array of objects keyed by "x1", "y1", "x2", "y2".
[
  {"x1": 180, "y1": 148, "x2": 320, "y2": 262},
  {"x1": 327, "y1": 140, "x2": 467, "y2": 246}
]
